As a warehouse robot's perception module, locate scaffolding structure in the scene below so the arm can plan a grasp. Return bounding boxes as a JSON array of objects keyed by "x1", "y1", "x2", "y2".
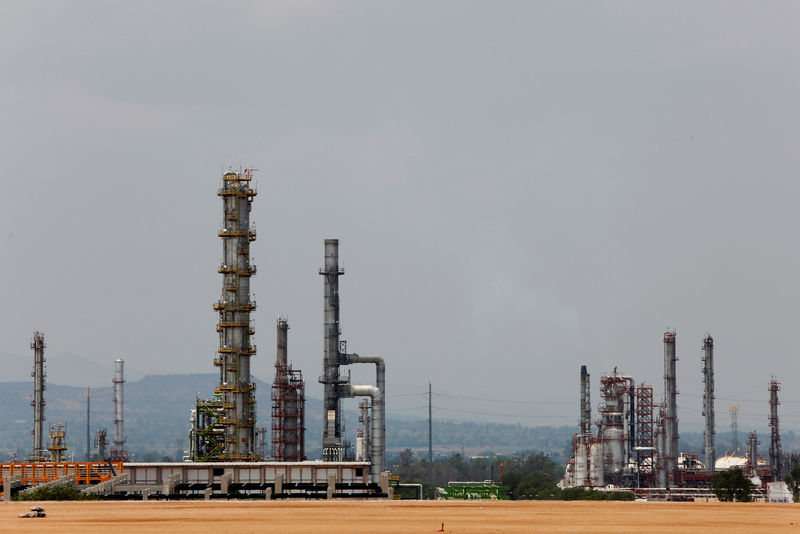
[
  {"x1": 46, "y1": 424, "x2": 67, "y2": 462},
  {"x1": 30, "y1": 331, "x2": 47, "y2": 461},
  {"x1": 769, "y1": 379, "x2": 782, "y2": 478},
  {"x1": 271, "y1": 318, "x2": 306, "y2": 462},
  {"x1": 192, "y1": 169, "x2": 258, "y2": 461},
  {"x1": 730, "y1": 405, "x2": 740, "y2": 453},
  {"x1": 0, "y1": 462, "x2": 122, "y2": 498},
  {"x1": 271, "y1": 367, "x2": 306, "y2": 461},
  {"x1": 636, "y1": 385, "x2": 655, "y2": 476}
]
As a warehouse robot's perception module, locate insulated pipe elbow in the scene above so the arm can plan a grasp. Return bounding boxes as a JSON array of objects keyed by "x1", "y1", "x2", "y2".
[{"x1": 348, "y1": 384, "x2": 385, "y2": 484}]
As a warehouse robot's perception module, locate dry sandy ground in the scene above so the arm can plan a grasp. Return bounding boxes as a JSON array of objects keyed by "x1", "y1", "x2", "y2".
[{"x1": 3, "y1": 500, "x2": 800, "y2": 533}]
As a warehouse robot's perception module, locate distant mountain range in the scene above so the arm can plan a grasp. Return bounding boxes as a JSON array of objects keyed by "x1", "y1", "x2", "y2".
[{"x1": 0, "y1": 372, "x2": 581, "y2": 463}]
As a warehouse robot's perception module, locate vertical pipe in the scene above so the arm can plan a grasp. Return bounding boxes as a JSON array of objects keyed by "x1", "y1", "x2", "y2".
[
  {"x1": 30, "y1": 331, "x2": 46, "y2": 459},
  {"x1": 656, "y1": 413, "x2": 667, "y2": 488},
  {"x1": 320, "y1": 239, "x2": 345, "y2": 458},
  {"x1": 663, "y1": 330, "x2": 678, "y2": 488},
  {"x1": 702, "y1": 335, "x2": 715, "y2": 472},
  {"x1": 349, "y1": 384, "x2": 384, "y2": 482}
]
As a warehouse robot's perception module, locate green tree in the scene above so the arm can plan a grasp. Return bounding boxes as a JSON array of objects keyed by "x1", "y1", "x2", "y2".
[
  {"x1": 784, "y1": 464, "x2": 800, "y2": 503},
  {"x1": 711, "y1": 468, "x2": 754, "y2": 502}
]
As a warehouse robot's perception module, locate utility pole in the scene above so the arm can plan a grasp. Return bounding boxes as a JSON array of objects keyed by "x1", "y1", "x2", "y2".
[
  {"x1": 86, "y1": 387, "x2": 91, "y2": 461},
  {"x1": 428, "y1": 382, "x2": 432, "y2": 463}
]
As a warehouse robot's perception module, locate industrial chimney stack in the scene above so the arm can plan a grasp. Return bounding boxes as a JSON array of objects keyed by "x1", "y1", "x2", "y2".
[
  {"x1": 320, "y1": 239, "x2": 346, "y2": 461},
  {"x1": 769, "y1": 378, "x2": 782, "y2": 478},
  {"x1": 30, "y1": 331, "x2": 47, "y2": 460},
  {"x1": 701, "y1": 335, "x2": 715, "y2": 472},
  {"x1": 110, "y1": 359, "x2": 129, "y2": 461},
  {"x1": 663, "y1": 330, "x2": 678, "y2": 487}
]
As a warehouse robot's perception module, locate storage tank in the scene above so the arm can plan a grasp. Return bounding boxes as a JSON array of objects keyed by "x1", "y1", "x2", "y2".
[
  {"x1": 589, "y1": 441, "x2": 604, "y2": 487},
  {"x1": 574, "y1": 442, "x2": 588, "y2": 485},
  {"x1": 603, "y1": 427, "x2": 625, "y2": 474}
]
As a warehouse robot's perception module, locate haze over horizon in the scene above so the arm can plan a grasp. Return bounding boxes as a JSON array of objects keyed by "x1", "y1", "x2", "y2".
[{"x1": 2, "y1": 2, "x2": 800, "y2": 434}]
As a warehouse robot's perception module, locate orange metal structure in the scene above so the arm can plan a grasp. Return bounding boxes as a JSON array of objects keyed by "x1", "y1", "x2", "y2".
[{"x1": 0, "y1": 461, "x2": 123, "y2": 496}]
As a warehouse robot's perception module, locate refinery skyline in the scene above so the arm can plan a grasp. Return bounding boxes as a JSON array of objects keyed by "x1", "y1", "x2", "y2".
[{"x1": 3, "y1": 2, "x2": 800, "y2": 435}]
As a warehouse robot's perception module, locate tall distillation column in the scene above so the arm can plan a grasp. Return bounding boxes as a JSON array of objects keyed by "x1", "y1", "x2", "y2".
[
  {"x1": 30, "y1": 331, "x2": 46, "y2": 460},
  {"x1": 575, "y1": 365, "x2": 591, "y2": 485},
  {"x1": 215, "y1": 169, "x2": 258, "y2": 460},
  {"x1": 701, "y1": 334, "x2": 715, "y2": 472},
  {"x1": 769, "y1": 379, "x2": 782, "y2": 478},
  {"x1": 319, "y1": 239, "x2": 347, "y2": 460},
  {"x1": 110, "y1": 359, "x2": 128, "y2": 461},
  {"x1": 663, "y1": 330, "x2": 678, "y2": 487}
]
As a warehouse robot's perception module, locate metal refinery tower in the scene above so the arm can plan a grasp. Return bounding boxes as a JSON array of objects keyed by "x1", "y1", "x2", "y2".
[
  {"x1": 110, "y1": 359, "x2": 129, "y2": 461},
  {"x1": 30, "y1": 331, "x2": 47, "y2": 460},
  {"x1": 271, "y1": 318, "x2": 306, "y2": 461},
  {"x1": 663, "y1": 330, "x2": 678, "y2": 487},
  {"x1": 318, "y1": 239, "x2": 386, "y2": 479},
  {"x1": 701, "y1": 335, "x2": 715, "y2": 472},
  {"x1": 320, "y1": 239, "x2": 348, "y2": 460},
  {"x1": 192, "y1": 169, "x2": 258, "y2": 461},
  {"x1": 769, "y1": 378, "x2": 782, "y2": 478}
]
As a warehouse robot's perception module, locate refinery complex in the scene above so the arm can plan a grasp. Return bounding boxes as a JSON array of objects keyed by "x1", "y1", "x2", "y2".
[
  {"x1": 0, "y1": 171, "x2": 790, "y2": 502},
  {"x1": 0, "y1": 170, "x2": 390, "y2": 500},
  {"x1": 561, "y1": 331, "x2": 786, "y2": 499}
]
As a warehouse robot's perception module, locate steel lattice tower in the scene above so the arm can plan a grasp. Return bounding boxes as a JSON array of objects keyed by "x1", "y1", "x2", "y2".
[{"x1": 636, "y1": 385, "x2": 655, "y2": 475}]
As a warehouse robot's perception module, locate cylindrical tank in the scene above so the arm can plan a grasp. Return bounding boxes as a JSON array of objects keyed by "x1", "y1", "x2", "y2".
[
  {"x1": 574, "y1": 442, "x2": 589, "y2": 485},
  {"x1": 603, "y1": 427, "x2": 625, "y2": 475},
  {"x1": 589, "y1": 441, "x2": 605, "y2": 487}
]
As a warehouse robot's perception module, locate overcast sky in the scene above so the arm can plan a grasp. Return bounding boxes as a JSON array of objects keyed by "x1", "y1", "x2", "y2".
[{"x1": 2, "y1": 1, "x2": 799, "y2": 433}]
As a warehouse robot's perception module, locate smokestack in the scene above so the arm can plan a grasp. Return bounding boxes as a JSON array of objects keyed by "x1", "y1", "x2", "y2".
[
  {"x1": 663, "y1": 330, "x2": 678, "y2": 488},
  {"x1": 111, "y1": 359, "x2": 128, "y2": 461},
  {"x1": 320, "y1": 239, "x2": 346, "y2": 459},
  {"x1": 702, "y1": 335, "x2": 715, "y2": 472},
  {"x1": 747, "y1": 431, "x2": 759, "y2": 472},
  {"x1": 30, "y1": 331, "x2": 46, "y2": 460},
  {"x1": 277, "y1": 317, "x2": 289, "y2": 367},
  {"x1": 769, "y1": 378, "x2": 782, "y2": 478}
]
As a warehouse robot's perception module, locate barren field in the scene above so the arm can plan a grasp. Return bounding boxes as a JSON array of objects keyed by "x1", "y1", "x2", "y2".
[{"x1": 3, "y1": 500, "x2": 800, "y2": 533}]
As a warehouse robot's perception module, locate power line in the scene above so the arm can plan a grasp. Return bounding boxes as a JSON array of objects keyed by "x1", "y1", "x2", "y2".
[
  {"x1": 432, "y1": 405, "x2": 572, "y2": 419},
  {"x1": 434, "y1": 392, "x2": 573, "y2": 405}
]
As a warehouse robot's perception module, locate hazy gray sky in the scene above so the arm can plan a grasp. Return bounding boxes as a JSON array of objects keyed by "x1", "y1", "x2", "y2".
[{"x1": 2, "y1": 1, "x2": 799, "y2": 432}]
